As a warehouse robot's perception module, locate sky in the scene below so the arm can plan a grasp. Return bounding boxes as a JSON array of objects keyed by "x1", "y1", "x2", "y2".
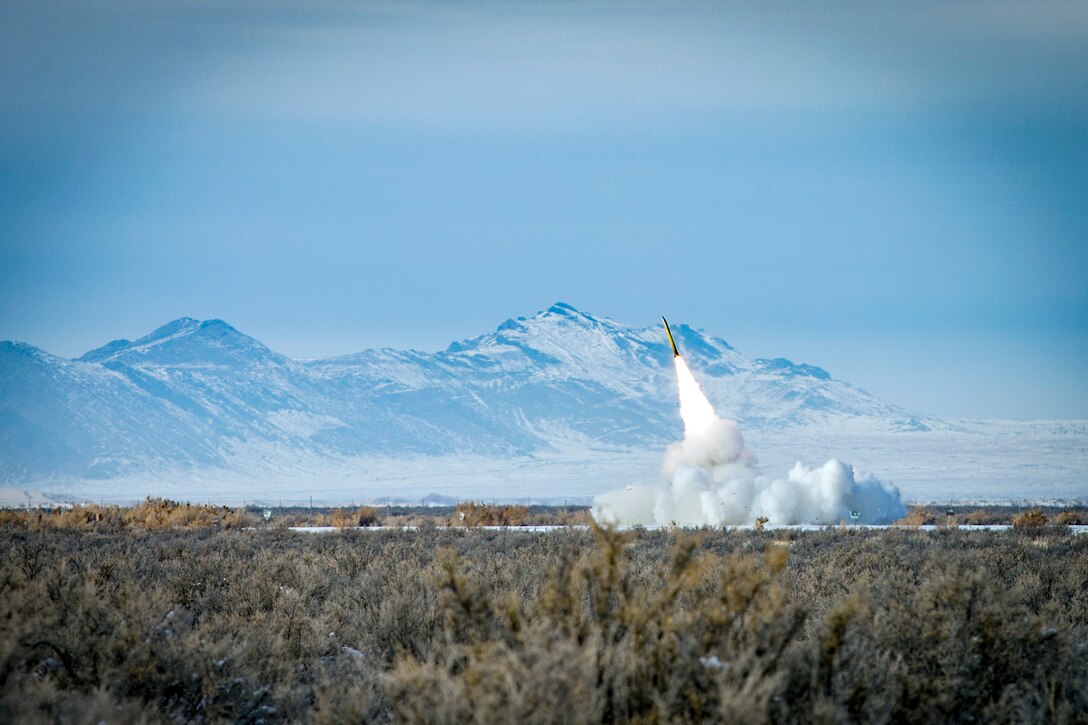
[{"x1": 1, "y1": 0, "x2": 1085, "y2": 420}]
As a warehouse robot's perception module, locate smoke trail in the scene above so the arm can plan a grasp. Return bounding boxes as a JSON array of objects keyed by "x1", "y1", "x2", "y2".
[{"x1": 592, "y1": 356, "x2": 906, "y2": 527}]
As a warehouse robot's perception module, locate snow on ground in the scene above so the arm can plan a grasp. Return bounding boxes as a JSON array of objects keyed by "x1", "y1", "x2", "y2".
[
  {"x1": 0, "y1": 487, "x2": 76, "y2": 508},
  {"x1": 284, "y1": 525, "x2": 1088, "y2": 535},
  {"x1": 13, "y1": 419, "x2": 1086, "y2": 506},
  {"x1": 748, "y1": 420, "x2": 1088, "y2": 502}
]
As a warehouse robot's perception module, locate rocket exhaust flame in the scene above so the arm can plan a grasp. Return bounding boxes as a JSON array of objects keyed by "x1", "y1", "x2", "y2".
[
  {"x1": 674, "y1": 355, "x2": 716, "y2": 437},
  {"x1": 589, "y1": 316, "x2": 907, "y2": 527}
]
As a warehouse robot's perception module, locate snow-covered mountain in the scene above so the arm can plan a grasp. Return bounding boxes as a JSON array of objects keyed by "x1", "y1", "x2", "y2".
[{"x1": 1, "y1": 303, "x2": 1083, "y2": 502}]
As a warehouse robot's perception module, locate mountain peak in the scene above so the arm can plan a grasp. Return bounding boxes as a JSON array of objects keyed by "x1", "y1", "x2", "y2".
[
  {"x1": 545, "y1": 301, "x2": 579, "y2": 316},
  {"x1": 756, "y1": 357, "x2": 831, "y2": 380},
  {"x1": 537, "y1": 301, "x2": 609, "y2": 324},
  {"x1": 1, "y1": 340, "x2": 52, "y2": 359},
  {"x1": 79, "y1": 317, "x2": 201, "y2": 361},
  {"x1": 148, "y1": 317, "x2": 201, "y2": 339},
  {"x1": 534, "y1": 302, "x2": 624, "y2": 332},
  {"x1": 78, "y1": 317, "x2": 278, "y2": 367}
]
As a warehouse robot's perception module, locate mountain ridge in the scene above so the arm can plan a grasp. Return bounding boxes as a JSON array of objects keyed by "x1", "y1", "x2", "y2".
[{"x1": 0, "y1": 302, "x2": 964, "y2": 486}]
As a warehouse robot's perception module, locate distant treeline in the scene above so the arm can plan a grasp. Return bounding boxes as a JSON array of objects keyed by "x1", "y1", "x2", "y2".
[
  {"x1": 1, "y1": 519, "x2": 1086, "y2": 722},
  {"x1": 2, "y1": 498, "x2": 1086, "y2": 529}
]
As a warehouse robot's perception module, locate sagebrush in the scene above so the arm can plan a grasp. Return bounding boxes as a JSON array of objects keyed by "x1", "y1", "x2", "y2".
[{"x1": 1, "y1": 521, "x2": 1085, "y2": 723}]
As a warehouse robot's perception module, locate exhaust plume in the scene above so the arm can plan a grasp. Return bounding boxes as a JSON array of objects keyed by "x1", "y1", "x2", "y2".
[
  {"x1": 592, "y1": 355, "x2": 906, "y2": 527},
  {"x1": 675, "y1": 356, "x2": 717, "y2": 436}
]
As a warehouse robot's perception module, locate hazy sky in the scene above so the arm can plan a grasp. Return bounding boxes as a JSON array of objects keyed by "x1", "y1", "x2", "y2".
[{"x1": 2, "y1": 1, "x2": 1086, "y2": 420}]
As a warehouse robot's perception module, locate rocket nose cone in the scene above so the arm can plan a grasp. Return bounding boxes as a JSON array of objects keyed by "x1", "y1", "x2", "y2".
[{"x1": 662, "y1": 317, "x2": 681, "y2": 357}]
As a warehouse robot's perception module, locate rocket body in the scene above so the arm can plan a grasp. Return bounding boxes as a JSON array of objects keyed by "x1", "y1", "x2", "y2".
[{"x1": 662, "y1": 317, "x2": 680, "y2": 357}]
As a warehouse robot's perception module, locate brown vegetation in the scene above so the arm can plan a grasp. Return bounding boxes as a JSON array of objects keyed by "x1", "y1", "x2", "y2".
[
  {"x1": 1053, "y1": 509, "x2": 1086, "y2": 526},
  {"x1": 899, "y1": 504, "x2": 1088, "y2": 529},
  {"x1": 966, "y1": 509, "x2": 994, "y2": 525},
  {"x1": 452, "y1": 501, "x2": 530, "y2": 526},
  {"x1": 330, "y1": 506, "x2": 380, "y2": 528},
  {"x1": 0, "y1": 518, "x2": 1085, "y2": 722},
  {"x1": 0, "y1": 497, "x2": 258, "y2": 530},
  {"x1": 449, "y1": 502, "x2": 592, "y2": 527},
  {"x1": 898, "y1": 506, "x2": 937, "y2": 527},
  {"x1": 1013, "y1": 507, "x2": 1049, "y2": 530}
]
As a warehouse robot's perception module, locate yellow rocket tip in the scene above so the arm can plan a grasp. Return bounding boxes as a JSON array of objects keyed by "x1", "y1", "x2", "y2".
[{"x1": 662, "y1": 316, "x2": 680, "y2": 357}]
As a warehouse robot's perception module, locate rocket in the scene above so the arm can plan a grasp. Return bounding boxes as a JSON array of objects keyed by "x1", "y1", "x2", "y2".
[{"x1": 662, "y1": 317, "x2": 680, "y2": 357}]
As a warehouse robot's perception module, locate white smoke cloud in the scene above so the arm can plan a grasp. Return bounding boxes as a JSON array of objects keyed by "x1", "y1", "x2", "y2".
[{"x1": 592, "y1": 357, "x2": 906, "y2": 527}]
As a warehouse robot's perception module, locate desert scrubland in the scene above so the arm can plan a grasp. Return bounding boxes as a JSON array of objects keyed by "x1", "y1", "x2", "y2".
[{"x1": 1, "y1": 505, "x2": 1086, "y2": 723}]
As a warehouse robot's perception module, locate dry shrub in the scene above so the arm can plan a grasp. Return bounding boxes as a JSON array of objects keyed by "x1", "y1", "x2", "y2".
[
  {"x1": 128, "y1": 498, "x2": 254, "y2": 529},
  {"x1": 329, "y1": 508, "x2": 355, "y2": 528},
  {"x1": 452, "y1": 502, "x2": 530, "y2": 527},
  {"x1": 381, "y1": 514, "x2": 430, "y2": 528},
  {"x1": 0, "y1": 509, "x2": 32, "y2": 527},
  {"x1": 1, "y1": 519, "x2": 1085, "y2": 722},
  {"x1": 356, "y1": 506, "x2": 380, "y2": 527},
  {"x1": 966, "y1": 509, "x2": 993, "y2": 525},
  {"x1": 1013, "y1": 508, "x2": 1048, "y2": 530},
  {"x1": 269, "y1": 512, "x2": 325, "y2": 528},
  {"x1": 387, "y1": 526, "x2": 803, "y2": 723},
  {"x1": 898, "y1": 506, "x2": 936, "y2": 527},
  {"x1": 552, "y1": 508, "x2": 592, "y2": 526},
  {"x1": 1052, "y1": 510, "x2": 1084, "y2": 526},
  {"x1": 4, "y1": 498, "x2": 258, "y2": 530},
  {"x1": 330, "y1": 506, "x2": 380, "y2": 528}
]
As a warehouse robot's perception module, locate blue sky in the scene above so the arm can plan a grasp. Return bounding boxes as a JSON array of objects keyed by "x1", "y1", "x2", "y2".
[{"x1": 1, "y1": 0, "x2": 1085, "y2": 420}]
